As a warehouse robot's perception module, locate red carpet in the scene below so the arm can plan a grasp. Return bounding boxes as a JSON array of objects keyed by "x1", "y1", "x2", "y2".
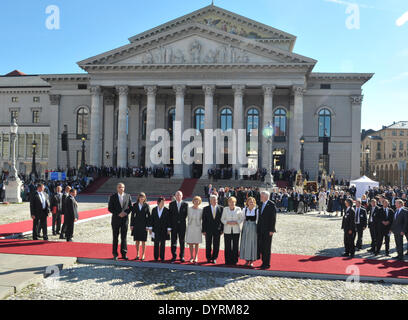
[
  {"x1": 81, "y1": 177, "x2": 110, "y2": 194},
  {"x1": 179, "y1": 179, "x2": 198, "y2": 198},
  {"x1": 0, "y1": 208, "x2": 109, "y2": 238},
  {"x1": 0, "y1": 239, "x2": 408, "y2": 280}
]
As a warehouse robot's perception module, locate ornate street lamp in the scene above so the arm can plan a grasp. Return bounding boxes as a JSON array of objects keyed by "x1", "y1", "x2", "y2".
[
  {"x1": 4, "y1": 119, "x2": 22, "y2": 203},
  {"x1": 106, "y1": 151, "x2": 110, "y2": 159},
  {"x1": 262, "y1": 121, "x2": 274, "y2": 187},
  {"x1": 30, "y1": 140, "x2": 38, "y2": 181},
  {"x1": 365, "y1": 145, "x2": 370, "y2": 176},
  {"x1": 300, "y1": 135, "x2": 305, "y2": 173}
]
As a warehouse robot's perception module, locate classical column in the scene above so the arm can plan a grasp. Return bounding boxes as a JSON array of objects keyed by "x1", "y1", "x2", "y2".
[
  {"x1": 173, "y1": 85, "x2": 186, "y2": 178},
  {"x1": 116, "y1": 86, "x2": 129, "y2": 168},
  {"x1": 262, "y1": 85, "x2": 275, "y2": 169},
  {"x1": 232, "y1": 85, "x2": 245, "y2": 176},
  {"x1": 49, "y1": 94, "x2": 60, "y2": 170},
  {"x1": 290, "y1": 86, "x2": 305, "y2": 171},
  {"x1": 128, "y1": 94, "x2": 140, "y2": 167},
  {"x1": 144, "y1": 86, "x2": 157, "y2": 169},
  {"x1": 90, "y1": 86, "x2": 102, "y2": 166},
  {"x1": 103, "y1": 94, "x2": 115, "y2": 167},
  {"x1": 202, "y1": 85, "x2": 216, "y2": 179},
  {"x1": 351, "y1": 95, "x2": 363, "y2": 179}
]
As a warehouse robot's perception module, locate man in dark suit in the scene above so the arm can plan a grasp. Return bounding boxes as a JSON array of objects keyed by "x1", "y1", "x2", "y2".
[
  {"x1": 64, "y1": 189, "x2": 78, "y2": 242},
  {"x1": 342, "y1": 199, "x2": 356, "y2": 258},
  {"x1": 257, "y1": 191, "x2": 277, "y2": 269},
  {"x1": 353, "y1": 199, "x2": 367, "y2": 251},
  {"x1": 367, "y1": 199, "x2": 381, "y2": 253},
  {"x1": 202, "y1": 194, "x2": 224, "y2": 264},
  {"x1": 59, "y1": 185, "x2": 71, "y2": 239},
  {"x1": 375, "y1": 199, "x2": 394, "y2": 256},
  {"x1": 50, "y1": 186, "x2": 63, "y2": 235},
  {"x1": 30, "y1": 183, "x2": 50, "y2": 240},
  {"x1": 148, "y1": 197, "x2": 172, "y2": 261},
  {"x1": 108, "y1": 183, "x2": 133, "y2": 260},
  {"x1": 391, "y1": 199, "x2": 408, "y2": 261},
  {"x1": 169, "y1": 191, "x2": 188, "y2": 262}
]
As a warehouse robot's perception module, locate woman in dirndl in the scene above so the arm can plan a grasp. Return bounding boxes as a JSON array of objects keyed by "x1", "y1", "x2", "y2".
[{"x1": 239, "y1": 197, "x2": 259, "y2": 267}]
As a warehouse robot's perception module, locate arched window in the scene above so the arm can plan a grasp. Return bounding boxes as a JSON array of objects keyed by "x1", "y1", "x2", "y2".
[
  {"x1": 220, "y1": 108, "x2": 233, "y2": 131},
  {"x1": 318, "y1": 108, "x2": 331, "y2": 138},
  {"x1": 246, "y1": 108, "x2": 259, "y2": 135},
  {"x1": 167, "y1": 108, "x2": 176, "y2": 139},
  {"x1": 273, "y1": 108, "x2": 286, "y2": 141},
  {"x1": 142, "y1": 109, "x2": 147, "y2": 140},
  {"x1": 76, "y1": 107, "x2": 89, "y2": 138},
  {"x1": 194, "y1": 108, "x2": 205, "y2": 133}
]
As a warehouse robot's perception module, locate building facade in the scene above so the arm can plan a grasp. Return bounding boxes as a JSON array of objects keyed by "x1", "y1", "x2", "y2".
[
  {"x1": 0, "y1": 5, "x2": 373, "y2": 180},
  {"x1": 361, "y1": 122, "x2": 408, "y2": 186}
]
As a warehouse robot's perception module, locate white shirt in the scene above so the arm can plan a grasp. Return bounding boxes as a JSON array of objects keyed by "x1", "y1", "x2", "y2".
[
  {"x1": 211, "y1": 205, "x2": 217, "y2": 218},
  {"x1": 38, "y1": 192, "x2": 46, "y2": 209},
  {"x1": 157, "y1": 206, "x2": 163, "y2": 218},
  {"x1": 138, "y1": 203, "x2": 143, "y2": 211},
  {"x1": 246, "y1": 208, "x2": 256, "y2": 217},
  {"x1": 118, "y1": 193, "x2": 124, "y2": 208},
  {"x1": 177, "y1": 201, "x2": 181, "y2": 212}
]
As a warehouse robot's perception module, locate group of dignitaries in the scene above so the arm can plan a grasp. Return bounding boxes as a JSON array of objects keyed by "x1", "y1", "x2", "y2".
[
  {"x1": 342, "y1": 197, "x2": 408, "y2": 261},
  {"x1": 108, "y1": 183, "x2": 277, "y2": 269},
  {"x1": 30, "y1": 183, "x2": 78, "y2": 242}
]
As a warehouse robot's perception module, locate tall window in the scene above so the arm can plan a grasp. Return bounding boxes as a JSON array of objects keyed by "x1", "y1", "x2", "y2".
[
  {"x1": 167, "y1": 108, "x2": 176, "y2": 139},
  {"x1": 76, "y1": 107, "x2": 89, "y2": 138},
  {"x1": 2, "y1": 134, "x2": 10, "y2": 159},
  {"x1": 42, "y1": 134, "x2": 49, "y2": 158},
  {"x1": 32, "y1": 110, "x2": 40, "y2": 123},
  {"x1": 18, "y1": 134, "x2": 25, "y2": 158},
  {"x1": 273, "y1": 108, "x2": 286, "y2": 141},
  {"x1": 10, "y1": 110, "x2": 19, "y2": 122},
  {"x1": 246, "y1": 108, "x2": 259, "y2": 154},
  {"x1": 194, "y1": 108, "x2": 205, "y2": 133},
  {"x1": 142, "y1": 109, "x2": 147, "y2": 140},
  {"x1": 220, "y1": 108, "x2": 233, "y2": 131},
  {"x1": 318, "y1": 108, "x2": 331, "y2": 138}
]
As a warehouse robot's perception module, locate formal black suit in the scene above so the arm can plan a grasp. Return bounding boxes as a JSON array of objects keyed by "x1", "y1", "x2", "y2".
[
  {"x1": 391, "y1": 207, "x2": 408, "y2": 260},
  {"x1": 367, "y1": 205, "x2": 381, "y2": 252},
  {"x1": 59, "y1": 192, "x2": 70, "y2": 239},
  {"x1": 149, "y1": 206, "x2": 172, "y2": 261},
  {"x1": 353, "y1": 206, "x2": 367, "y2": 250},
  {"x1": 108, "y1": 193, "x2": 133, "y2": 258},
  {"x1": 257, "y1": 200, "x2": 277, "y2": 268},
  {"x1": 30, "y1": 191, "x2": 50, "y2": 240},
  {"x1": 169, "y1": 200, "x2": 188, "y2": 260},
  {"x1": 376, "y1": 207, "x2": 394, "y2": 254},
  {"x1": 342, "y1": 207, "x2": 356, "y2": 256},
  {"x1": 64, "y1": 195, "x2": 78, "y2": 241},
  {"x1": 50, "y1": 192, "x2": 63, "y2": 234},
  {"x1": 202, "y1": 205, "x2": 224, "y2": 262},
  {"x1": 130, "y1": 202, "x2": 151, "y2": 242}
]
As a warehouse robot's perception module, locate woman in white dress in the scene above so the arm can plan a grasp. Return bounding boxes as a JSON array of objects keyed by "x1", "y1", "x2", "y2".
[{"x1": 185, "y1": 196, "x2": 203, "y2": 263}]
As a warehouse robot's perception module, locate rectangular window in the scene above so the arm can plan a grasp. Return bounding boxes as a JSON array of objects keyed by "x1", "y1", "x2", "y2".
[
  {"x1": 33, "y1": 97, "x2": 40, "y2": 103},
  {"x1": 11, "y1": 97, "x2": 18, "y2": 103},
  {"x1": 32, "y1": 110, "x2": 40, "y2": 123},
  {"x1": 320, "y1": 84, "x2": 331, "y2": 89},
  {"x1": 393, "y1": 131, "x2": 397, "y2": 136},
  {"x1": 401, "y1": 131, "x2": 405, "y2": 136},
  {"x1": 2, "y1": 134, "x2": 9, "y2": 159},
  {"x1": 26, "y1": 134, "x2": 33, "y2": 157},
  {"x1": 18, "y1": 134, "x2": 25, "y2": 158},
  {"x1": 377, "y1": 142, "x2": 381, "y2": 151},
  {"x1": 78, "y1": 84, "x2": 87, "y2": 90},
  {"x1": 10, "y1": 110, "x2": 19, "y2": 122},
  {"x1": 42, "y1": 134, "x2": 49, "y2": 158}
]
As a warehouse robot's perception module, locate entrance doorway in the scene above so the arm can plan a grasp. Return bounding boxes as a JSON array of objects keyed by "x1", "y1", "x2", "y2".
[{"x1": 273, "y1": 149, "x2": 286, "y2": 171}]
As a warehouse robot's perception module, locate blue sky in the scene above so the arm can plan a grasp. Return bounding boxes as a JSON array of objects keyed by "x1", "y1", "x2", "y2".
[{"x1": 0, "y1": 0, "x2": 407, "y2": 131}]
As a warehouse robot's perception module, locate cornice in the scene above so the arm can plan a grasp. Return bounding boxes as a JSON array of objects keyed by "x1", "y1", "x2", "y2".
[{"x1": 0, "y1": 89, "x2": 50, "y2": 94}]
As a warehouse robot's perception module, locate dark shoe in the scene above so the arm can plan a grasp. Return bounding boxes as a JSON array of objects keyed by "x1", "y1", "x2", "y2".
[
  {"x1": 405, "y1": 252, "x2": 408, "y2": 256},
  {"x1": 122, "y1": 256, "x2": 129, "y2": 261},
  {"x1": 43, "y1": 237, "x2": 48, "y2": 241},
  {"x1": 52, "y1": 232, "x2": 56, "y2": 236},
  {"x1": 170, "y1": 257, "x2": 176, "y2": 262},
  {"x1": 59, "y1": 234, "x2": 65, "y2": 239},
  {"x1": 350, "y1": 254, "x2": 355, "y2": 258},
  {"x1": 113, "y1": 256, "x2": 118, "y2": 261},
  {"x1": 385, "y1": 252, "x2": 390, "y2": 257},
  {"x1": 212, "y1": 260, "x2": 216, "y2": 264},
  {"x1": 66, "y1": 239, "x2": 73, "y2": 242},
  {"x1": 207, "y1": 260, "x2": 212, "y2": 264},
  {"x1": 374, "y1": 252, "x2": 379, "y2": 256},
  {"x1": 56, "y1": 231, "x2": 60, "y2": 235},
  {"x1": 134, "y1": 256, "x2": 139, "y2": 261},
  {"x1": 180, "y1": 258, "x2": 185, "y2": 263},
  {"x1": 342, "y1": 253, "x2": 349, "y2": 257},
  {"x1": 367, "y1": 249, "x2": 374, "y2": 253}
]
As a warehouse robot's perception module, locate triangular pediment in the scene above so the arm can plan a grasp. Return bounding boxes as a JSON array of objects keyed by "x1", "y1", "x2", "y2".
[
  {"x1": 78, "y1": 22, "x2": 316, "y2": 69},
  {"x1": 128, "y1": 5, "x2": 297, "y2": 50}
]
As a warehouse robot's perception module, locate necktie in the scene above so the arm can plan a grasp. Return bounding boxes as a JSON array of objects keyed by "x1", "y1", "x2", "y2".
[
  {"x1": 355, "y1": 208, "x2": 360, "y2": 224},
  {"x1": 396, "y1": 209, "x2": 400, "y2": 219},
  {"x1": 177, "y1": 202, "x2": 181, "y2": 212},
  {"x1": 212, "y1": 206, "x2": 216, "y2": 219}
]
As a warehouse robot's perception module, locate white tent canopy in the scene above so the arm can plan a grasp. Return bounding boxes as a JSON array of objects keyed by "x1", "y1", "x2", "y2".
[{"x1": 350, "y1": 176, "x2": 379, "y2": 199}]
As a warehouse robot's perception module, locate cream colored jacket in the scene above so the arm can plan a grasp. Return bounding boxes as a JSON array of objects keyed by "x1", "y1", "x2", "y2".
[{"x1": 221, "y1": 206, "x2": 244, "y2": 234}]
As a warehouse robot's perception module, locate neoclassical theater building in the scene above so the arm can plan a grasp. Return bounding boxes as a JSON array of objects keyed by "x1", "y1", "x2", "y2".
[{"x1": 0, "y1": 5, "x2": 373, "y2": 180}]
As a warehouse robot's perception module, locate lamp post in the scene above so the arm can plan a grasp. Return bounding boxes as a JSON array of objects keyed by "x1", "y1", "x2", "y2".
[
  {"x1": 300, "y1": 135, "x2": 305, "y2": 173},
  {"x1": 262, "y1": 121, "x2": 274, "y2": 188},
  {"x1": 5, "y1": 119, "x2": 22, "y2": 203},
  {"x1": 80, "y1": 135, "x2": 86, "y2": 176},
  {"x1": 30, "y1": 140, "x2": 38, "y2": 181},
  {"x1": 365, "y1": 145, "x2": 370, "y2": 177}
]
